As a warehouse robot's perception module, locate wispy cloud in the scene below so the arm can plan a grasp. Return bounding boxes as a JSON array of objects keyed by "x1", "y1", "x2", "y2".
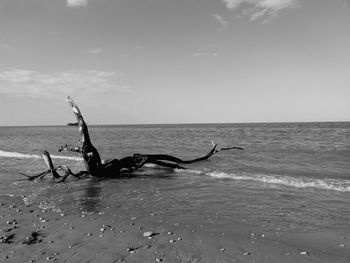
[
  {"x1": 346, "y1": 0, "x2": 350, "y2": 8},
  {"x1": 0, "y1": 43, "x2": 10, "y2": 49},
  {"x1": 67, "y1": 0, "x2": 88, "y2": 8},
  {"x1": 84, "y1": 48, "x2": 103, "y2": 55},
  {"x1": 0, "y1": 68, "x2": 130, "y2": 98},
  {"x1": 193, "y1": 52, "x2": 218, "y2": 57},
  {"x1": 212, "y1": 14, "x2": 228, "y2": 28},
  {"x1": 222, "y1": 0, "x2": 298, "y2": 21}
]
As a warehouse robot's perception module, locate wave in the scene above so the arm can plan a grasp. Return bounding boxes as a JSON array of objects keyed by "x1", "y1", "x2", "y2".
[
  {"x1": 0, "y1": 150, "x2": 82, "y2": 161},
  {"x1": 175, "y1": 169, "x2": 350, "y2": 192},
  {"x1": 2, "y1": 149, "x2": 349, "y2": 192},
  {"x1": 144, "y1": 163, "x2": 157, "y2": 168}
]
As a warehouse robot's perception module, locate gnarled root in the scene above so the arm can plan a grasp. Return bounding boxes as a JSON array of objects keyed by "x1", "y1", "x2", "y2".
[
  {"x1": 131, "y1": 141, "x2": 243, "y2": 169},
  {"x1": 58, "y1": 144, "x2": 82, "y2": 153},
  {"x1": 19, "y1": 151, "x2": 87, "y2": 182}
]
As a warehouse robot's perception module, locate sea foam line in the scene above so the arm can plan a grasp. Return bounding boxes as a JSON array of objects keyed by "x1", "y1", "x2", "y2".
[
  {"x1": 175, "y1": 169, "x2": 350, "y2": 192},
  {"x1": 2, "y1": 149, "x2": 349, "y2": 192},
  {"x1": 0, "y1": 150, "x2": 82, "y2": 161}
]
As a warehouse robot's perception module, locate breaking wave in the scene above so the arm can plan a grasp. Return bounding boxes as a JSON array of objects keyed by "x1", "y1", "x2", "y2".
[
  {"x1": 176, "y1": 169, "x2": 350, "y2": 192},
  {"x1": 0, "y1": 150, "x2": 82, "y2": 161},
  {"x1": 2, "y1": 149, "x2": 349, "y2": 192}
]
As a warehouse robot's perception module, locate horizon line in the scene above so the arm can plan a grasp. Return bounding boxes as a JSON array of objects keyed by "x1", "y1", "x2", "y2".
[{"x1": 1, "y1": 120, "x2": 349, "y2": 128}]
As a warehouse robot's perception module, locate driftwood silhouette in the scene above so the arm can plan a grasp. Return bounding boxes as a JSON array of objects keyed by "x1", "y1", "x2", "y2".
[{"x1": 21, "y1": 97, "x2": 243, "y2": 182}]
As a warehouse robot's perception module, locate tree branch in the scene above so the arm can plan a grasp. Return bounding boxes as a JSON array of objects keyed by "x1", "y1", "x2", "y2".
[
  {"x1": 58, "y1": 144, "x2": 83, "y2": 153},
  {"x1": 139, "y1": 142, "x2": 243, "y2": 165}
]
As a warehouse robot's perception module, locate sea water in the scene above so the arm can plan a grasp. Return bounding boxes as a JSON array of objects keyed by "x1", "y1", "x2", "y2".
[{"x1": 0, "y1": 122, "x2": 349, "y2": 232}]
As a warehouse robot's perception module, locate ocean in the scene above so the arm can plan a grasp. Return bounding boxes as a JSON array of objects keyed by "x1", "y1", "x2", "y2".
[{"x1": 0, "y1": 122, "x2": 349, "y2": 233}]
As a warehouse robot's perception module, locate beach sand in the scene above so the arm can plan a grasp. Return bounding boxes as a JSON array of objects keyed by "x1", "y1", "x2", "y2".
[{"x1": 1, "y1": 195, "x2": 349, "y2": 263}]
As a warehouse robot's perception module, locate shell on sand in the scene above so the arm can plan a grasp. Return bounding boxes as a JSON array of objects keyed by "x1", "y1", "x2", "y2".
[{"x1": 143, "y1": 231, "x2": 154, "y2": 237}]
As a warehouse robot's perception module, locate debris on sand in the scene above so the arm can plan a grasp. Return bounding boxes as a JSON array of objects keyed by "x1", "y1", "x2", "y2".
[
  {"x1": 22, "y1": 231, "x2": 42, "y2": 245},
  {"x1": 126, "y1": 247, "x2": 137, "y2": 253},
  {"x1": 143, "y1": 231, "x2": 158, "y2": 238},
  {"x1": 6, "y1": 219, "x2": 18, "y2": 225},
  {"x1": 0, "y1": 234, "x2": 15, "y2": 244}
]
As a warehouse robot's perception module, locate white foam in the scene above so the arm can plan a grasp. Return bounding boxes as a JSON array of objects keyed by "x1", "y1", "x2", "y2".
[
  {"x1": 0, "y1": 150, "x2": 82, "y2": 161},
  {"x1": 207, "y1": 171, "x2": 350, "y2": 192},
  {"x1": 174, "y1": 168, "x2": 204, "y2": 175},
  {"x1": 174, "y1": 167, "x2": 350, "y2": 192},
  {"x1": 144, "y1": 163, "x2": 157, "y2": 168}
]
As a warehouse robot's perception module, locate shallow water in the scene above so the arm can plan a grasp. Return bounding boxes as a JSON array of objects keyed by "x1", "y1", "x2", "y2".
[{"x1": 0, "y1": 122, "x2": 349, "y2": 232}]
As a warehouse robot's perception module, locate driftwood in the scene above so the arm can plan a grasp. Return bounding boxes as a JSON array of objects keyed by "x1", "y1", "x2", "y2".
[{"x1": 21, "y1": 97, "x2": 243, "y2": 182}]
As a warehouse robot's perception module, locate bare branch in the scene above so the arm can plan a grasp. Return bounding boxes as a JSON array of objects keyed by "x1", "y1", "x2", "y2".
[{"x1": 58, "y1": 144, "x2": 83, "y2": 153}]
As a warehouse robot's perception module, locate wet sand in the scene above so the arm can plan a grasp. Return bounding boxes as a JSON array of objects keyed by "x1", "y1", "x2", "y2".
[{"x1": 1, "y1": 195, "x2": 349, "y2": 263}]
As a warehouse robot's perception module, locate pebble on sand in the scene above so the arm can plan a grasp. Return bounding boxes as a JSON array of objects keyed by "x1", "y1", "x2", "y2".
[
  {"x1": 126, "y1": 247, "x2": 137, "y2": 253},
  {"x1": 143, "y1": 231, "x2": 155, "y2": 237},
  {"x1": 22, "y1": 231, "x2": 41, "y2": 245},
  {"x1": 0, "y1": 234, "x2": 15, "y2": 244}
]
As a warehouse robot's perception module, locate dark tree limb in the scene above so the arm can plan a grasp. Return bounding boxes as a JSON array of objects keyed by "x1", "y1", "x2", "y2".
[
  {"x1": 42, "y1": 150, "x2": 60, "y2": 179},
  {"x1": 66, "y1": 96, "x2": 103, "y2": 176},
  {"x1": 21, "y1": 97, "x2": 244, "y2": 181},
  {"x1": 58, "y1": 144, "x2": 83, "y2": 153},
  {"x1": 133, "y1": 141, "x2": 243, "y2": 169},
  {"x1": 56, "y1": 166, "x2": 88, "y2": 182},
  {"x1": 147, "y1": 160, "x2": 186, "y2": 170},
  {"x1": 19, "y1": 152, "x2": 88, "y2": 182},
  {"x1": 18, "y1": 151, "x2": 62, "y2": 181},
  {"x1": 18, "y1": 170, "x2": 51, "y2": 181},
  {"x1": 182, "y1": 141, "x2": 243, "y2": 163}
]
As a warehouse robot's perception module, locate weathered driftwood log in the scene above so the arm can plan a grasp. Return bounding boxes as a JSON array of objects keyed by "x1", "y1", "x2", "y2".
[{"x1": 20, "y1": 97, "x2": 243, "y2": 182}]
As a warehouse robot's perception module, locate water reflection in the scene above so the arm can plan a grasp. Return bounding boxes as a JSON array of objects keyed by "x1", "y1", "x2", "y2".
[{"x1": 79, "y1": 179, "x2": 102, "y2": 213}]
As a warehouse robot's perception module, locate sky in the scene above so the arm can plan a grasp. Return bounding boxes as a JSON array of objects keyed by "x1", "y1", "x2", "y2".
[{"x1": 0, "y1": 0, "x2": 349, "y2": 125}]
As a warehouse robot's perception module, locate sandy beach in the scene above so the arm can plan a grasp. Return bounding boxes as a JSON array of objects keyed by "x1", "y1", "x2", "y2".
[
  {"x1": 1, "y1": 194, "x2": 349, "y2": 263},
  {"x1": 1, "y1": 0, "x2": 349, "y2": 260}
]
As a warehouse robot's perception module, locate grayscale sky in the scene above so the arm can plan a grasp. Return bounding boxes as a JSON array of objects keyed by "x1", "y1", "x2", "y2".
[{"x1": 0, "y1": 0, "x2": 349, "y2": 125}]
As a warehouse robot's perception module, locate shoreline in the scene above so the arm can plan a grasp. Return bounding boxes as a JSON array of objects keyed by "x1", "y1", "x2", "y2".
[{"x1": 1, "y1": 195, "x2": 349, "y2": 263}]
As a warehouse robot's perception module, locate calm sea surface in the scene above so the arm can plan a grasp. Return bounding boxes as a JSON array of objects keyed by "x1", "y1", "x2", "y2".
[{"x1": 0, "y1": 122, "x2": 349, "y2": 232}]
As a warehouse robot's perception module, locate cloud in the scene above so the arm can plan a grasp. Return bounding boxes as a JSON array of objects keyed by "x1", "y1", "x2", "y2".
[
  {"x1": 346, "y1": 0, "x2": 350, "y2": 8},
  {"x1": 67, "y1": 0, "x2": 88, "y2": 7},
  {"x1": 0, "y1": 68, "x2": 130, "y2": 98},
  {"x1": 222, "y1": 0, "x2": 298, "y2": 21},
  {"x1": 0, "y1": 43, "x2": 10, "y2": 49},
  {"x1": 212, "y1": 14, "x2": 228, "y2": 28},
  {"x1": 193, "y1": 52, "x2": 218, "y2": 57},
  {"x1": 84, "y1": 48, "x2": 103, "y2": 55}
]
